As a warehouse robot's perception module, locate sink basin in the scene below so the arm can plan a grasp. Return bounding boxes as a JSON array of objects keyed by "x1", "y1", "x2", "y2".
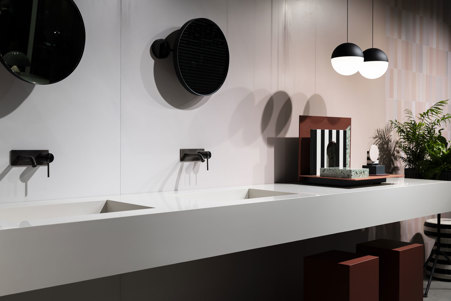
[
  {"x1": 0, "y1": 200, "x2": 151, "y2": 228},
  {"x1": 243, "y1": 188, "x2": 295, "y2": 199},
  {"x1": 0, "y1": 188, "x2": 295, "y2": 228},
  {"x1": 172, "y1": 188, "x2": 295, "y2": 203}
]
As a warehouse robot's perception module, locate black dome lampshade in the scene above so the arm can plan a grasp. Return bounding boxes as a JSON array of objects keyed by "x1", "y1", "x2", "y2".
[
  {"x1": 359, "y1": 48, "x2": 388, "y2": 79},
  {"x1": 151, "y1": 18, "x2": 230, "y2": 96},
  {"x1": 330, "y1": 0, "x2": 364, "y2": 76},
  {"x1": 359, "y1": 0, "x2": 389, "y2": 79}
]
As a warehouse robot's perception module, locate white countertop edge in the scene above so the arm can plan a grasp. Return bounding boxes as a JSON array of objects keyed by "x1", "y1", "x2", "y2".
[
  {"x1": 0, "y1": 178, "x2": 450, "y2": 296},
  {"x1": 0, "y1": 178, "x2": 443, "y2": 230}
]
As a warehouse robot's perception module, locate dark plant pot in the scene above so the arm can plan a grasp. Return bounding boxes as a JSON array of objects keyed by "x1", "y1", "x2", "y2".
[
  {"x1": 405, "y1": 168, "x2": 451, "y2": 181},
  {"x1": 404, "y1": 168, "x2": 422, "y2": 179},
  {"x1": 438, "y1": 170, "x2": 451, "y2": 181}
]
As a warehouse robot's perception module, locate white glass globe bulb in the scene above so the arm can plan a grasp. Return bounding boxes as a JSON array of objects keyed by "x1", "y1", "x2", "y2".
[
  {"x1": 330, "y1": 43, "x2": 364, "y2": 76},
  {"x1": 359, "y1": 48, "x2": 389, "y2": 79}
]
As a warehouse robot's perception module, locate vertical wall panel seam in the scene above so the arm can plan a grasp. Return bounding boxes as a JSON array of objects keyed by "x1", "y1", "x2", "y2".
[{"x1": 119, "y1": 0, "x2": 122, "y2": 196}]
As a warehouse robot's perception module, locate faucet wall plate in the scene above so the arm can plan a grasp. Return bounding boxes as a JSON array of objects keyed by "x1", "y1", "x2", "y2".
[
  {"x1": 180, "y1": 149, "x2": 205, "y2": 162},
  {"x1": 10, "y1": 150, "x2": 51, "y2": 166},
  {"x1": 10, "y1": 150, "x2": 55, "y2": 177}
]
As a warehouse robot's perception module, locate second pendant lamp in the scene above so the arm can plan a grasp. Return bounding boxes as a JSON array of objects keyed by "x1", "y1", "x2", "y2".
[
  {"x1": 331, "y1": 0, "x2": 363, "y2": 76},
  {"x1": 359, "y1": 0, "x2": 389, "y2": 79}
]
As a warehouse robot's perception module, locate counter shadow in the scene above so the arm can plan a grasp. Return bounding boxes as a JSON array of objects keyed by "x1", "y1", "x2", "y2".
[{"x1": 0, "y1": 225, "x2": 403, "y2": 301}]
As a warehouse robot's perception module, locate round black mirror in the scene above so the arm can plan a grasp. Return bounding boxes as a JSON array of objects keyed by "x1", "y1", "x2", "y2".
[{"x1": 0, "y1": 0, "x2": 86, "y2": 85}]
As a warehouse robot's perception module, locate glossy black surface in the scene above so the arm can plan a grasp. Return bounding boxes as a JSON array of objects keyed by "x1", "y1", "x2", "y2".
[
  {"x1": 180, "y1": 148, "x2": 212, "y2": 170},
  {"x1": 174, "y1": 18, "x2": 229, "y2": 96},
  {"x1": 0, "y1": 0, "x2": 85, "y2": 84},
  {"x1": 331, "y1": 42, "x2": 363, "y2": 58},
  {"x1": 10, "y1": 150, "x2": 54, "y2": 177},
  {"x1": 363, "y1": 48, "x2": 389, "y2": 62},
  {"x1": 152, "y1": 18, "x2": 229, "y2": 96}
]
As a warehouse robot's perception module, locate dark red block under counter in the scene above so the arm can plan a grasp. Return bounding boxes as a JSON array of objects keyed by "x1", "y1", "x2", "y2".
[
  {"x1": 304, "y1": 250, "x2": 379, "y2": 301},
  {"x1": 357, "y1": 239, "x2": 424, "y2": 301}
]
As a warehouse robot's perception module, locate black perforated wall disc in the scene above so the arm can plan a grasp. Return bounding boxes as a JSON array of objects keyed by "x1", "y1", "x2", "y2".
[{"x1": 173, "y1": 18, "x2": 229, "y2": 96}]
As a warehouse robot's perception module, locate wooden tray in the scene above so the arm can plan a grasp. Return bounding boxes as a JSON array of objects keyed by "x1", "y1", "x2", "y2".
[{"x1": 299, "y1": 174, "x2": 403, "y2": 187}]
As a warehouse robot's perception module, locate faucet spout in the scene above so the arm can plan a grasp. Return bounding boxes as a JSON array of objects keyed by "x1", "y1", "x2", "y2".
[
  {"x1": 197, "y1": 151, "x2": 211, "y2": 159},
  {"x1": 197, "y1": 151, "x2": 211, "y2": 161},
  {"x1": 22, "y1": 156, "x2": 37, "y2": 167},
  {"x1": 196, "y1": 153, "x2": 206, "y2": 162},
  {"x1": 180, "y1": 149, "x2": 212, "y2": 171}
]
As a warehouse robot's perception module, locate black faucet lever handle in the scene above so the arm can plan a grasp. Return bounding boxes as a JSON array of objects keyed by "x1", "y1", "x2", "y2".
[
  {"x1": 47, "y1": 153, "x2": 54, "y2": 178},
  {"x1": 199, "y1": 151, "x2": 211, "y2": 171},
  {"x1": 38, "y1": 153, "x2": 54, "y2": 178}
]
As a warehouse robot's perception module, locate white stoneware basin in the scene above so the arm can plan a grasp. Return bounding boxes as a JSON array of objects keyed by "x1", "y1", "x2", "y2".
[{"x1": 0, "y1": 200, "x2": 151, "y2": 228}]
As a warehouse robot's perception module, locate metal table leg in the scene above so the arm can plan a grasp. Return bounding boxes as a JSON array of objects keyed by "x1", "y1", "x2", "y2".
[{"x1": 424, "y1": 214, "x2": 451, "y2": 297}]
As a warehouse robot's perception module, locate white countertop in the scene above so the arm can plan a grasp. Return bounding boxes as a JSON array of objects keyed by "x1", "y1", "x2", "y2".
[{"x1": 0, "y1": 178, "x2": 450, "y2": 296}]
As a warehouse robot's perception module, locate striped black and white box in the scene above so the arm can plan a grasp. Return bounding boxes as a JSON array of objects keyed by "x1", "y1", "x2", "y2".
[{"x1": 310, "y1": 128, "x2": 350, "y2": 176}]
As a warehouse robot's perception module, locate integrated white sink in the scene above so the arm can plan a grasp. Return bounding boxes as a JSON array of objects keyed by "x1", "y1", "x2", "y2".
[
  {"x1": 0, "y1": 188, "x2": 298, "y2": 229},
  {"x1": 171, "y1": 188, "x2": 296, "y2": 203},
  {"x1": 0, "y1": 200, "x2": 152, "y2": 228}
]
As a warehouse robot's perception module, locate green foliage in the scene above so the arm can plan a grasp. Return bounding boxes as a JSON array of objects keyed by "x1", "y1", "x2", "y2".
[
  {"x1": 390, "y1": 100, "x2": 451, "y2": 179},
  {"x1": 372, "y1": 124, "x2": 400, "y2": 174}
]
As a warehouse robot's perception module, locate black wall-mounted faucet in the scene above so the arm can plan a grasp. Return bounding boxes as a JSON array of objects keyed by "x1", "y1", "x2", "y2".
[
  {"x1": 180, "y1": 149, "x2": 212, "y2": 171},
  {"x1": 10, "y1": 150, "x2": 55, "y2": 177}
]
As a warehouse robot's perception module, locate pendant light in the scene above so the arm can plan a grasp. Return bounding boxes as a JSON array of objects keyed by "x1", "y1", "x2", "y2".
[
  {"x1": 331, "y1": 0, "x2": 363, "y2": 76},
  {"x1": 359, "y1": 0, "x2": 388, "y2": 79}
]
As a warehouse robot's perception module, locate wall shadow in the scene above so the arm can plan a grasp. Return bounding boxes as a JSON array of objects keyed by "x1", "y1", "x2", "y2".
[
  {"x1": 261, "y1": 91, "x2": 292, "y2": 146},
  {"x1": 20, "y1": 166, "x2": 40, "y2": 197},
  {"x1": 152, "y1": 53, "x2": 208, "y2": 110},
  {"x1": 227, "y1": 90, "x2": 262, "y2": 147},
  {"x1": 0, "y1": 64, "x2": 34, "y2": 118},
  {"x1": 268, "y1": 137, "x2": 298, "y2": 183},
  {"x1": 302, "y1": 93, "x2": 327, "y2": 116},
  {"x1": 0, "y1": 165, "x2": 12, "y2": 182},
  {"x1": 144, "y1": 30, "x2": 209, "y2": 110},
  {"x1": 158, "y1": 162, "x2": 185, "y2": 192},
  {"x1": 410, "y1": 232, "x2": 425, "y2": 245},
  {"x1": 258, "y1": 91, "x2": 294, "y2": 183}
]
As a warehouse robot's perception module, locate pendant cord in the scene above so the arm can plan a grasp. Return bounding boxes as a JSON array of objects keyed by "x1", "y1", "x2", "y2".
[
  {"x1": 372, "y1": 0, "x2": 374, "y2": 47},
  {"x1": 347, "y1": 0, "x2": 349, "y2": 42}
]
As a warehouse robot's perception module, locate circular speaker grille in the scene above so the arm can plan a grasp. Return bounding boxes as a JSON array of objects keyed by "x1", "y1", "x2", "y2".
[{"x1": 174, "y1": 18, "x2": 229, "y2": 96}]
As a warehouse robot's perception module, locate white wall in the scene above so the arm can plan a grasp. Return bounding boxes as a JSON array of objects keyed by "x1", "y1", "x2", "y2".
[
  {"x1": 0, "y1": 0, "x2": 121, "y2": 203},
  {"x1": 0, "y1": 0, "x2": 386, "y2": 203}
]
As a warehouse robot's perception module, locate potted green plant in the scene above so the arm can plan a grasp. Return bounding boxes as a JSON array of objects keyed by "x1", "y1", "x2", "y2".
[{"x1": 390, "y1": 100, "x2": 451, "y2": 179}]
